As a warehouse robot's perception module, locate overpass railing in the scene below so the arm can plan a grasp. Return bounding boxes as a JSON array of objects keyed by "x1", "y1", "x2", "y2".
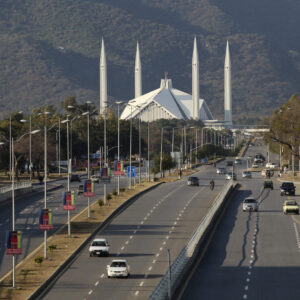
[
  {"x1": 149, "y1": 180, "x2": 233, "y2": 300},
  {"x1": 0, "y1": 182, "x2": 32, "y2": 194}
]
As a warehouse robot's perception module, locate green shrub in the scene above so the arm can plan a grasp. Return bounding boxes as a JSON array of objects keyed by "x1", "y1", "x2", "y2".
[
  {"x1": 34, "y1": 256, "x2": 44, "y2": 267},
  {"x1": 98, "y1": 199, "x2": 104, "y2": 206},
  {"x1": 112, "y1": 189, "x2": 118, "y2": 195},
  {"x1": 120, "y1": 188, "x2": 125, "y2": 192},
  {"x1": 48, "y1": 244, "x2": 57, "y2": 252},
  {"x1": 106, "y1": 193, "x2": 112, "y2": 200}
]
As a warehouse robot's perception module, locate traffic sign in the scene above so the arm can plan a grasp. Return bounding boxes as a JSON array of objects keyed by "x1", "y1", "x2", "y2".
[{"x1": 127, "y1": 166, "x2": 136, "y2": 178}]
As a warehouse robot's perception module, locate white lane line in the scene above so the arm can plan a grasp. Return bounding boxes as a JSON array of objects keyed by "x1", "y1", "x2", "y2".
[
  {"x1": 144, "y1": 217, "x2": 147, "y2": 220},
  {"x1": 163, "y1": 241, "x2": 166, "y2": 245},
  {"x1": 246, "y1": 278, "x2": 250, "y2": 282},
  {"x1": 141, "y1": 221, "x2": 144, "y2": 225},
  {"x1": 134, "y1": 230, "x2": 137, "y2": 234},
  {"x1": 135, "y1": 291, "x2": 139, "y2": 296},
  {"x1": 125, "y1": 241, "x2": 129, "y2": 244},
  {"x1": 121, "y1": 246, "x2": 125, "y2": 250},
  {"x1": 88, "y1": 290, "x2": 93, "y2": 295},
  {"x1": 130, "y1": 235, "x2": 133, "y2": 239},
  {"x1": 171, "y1": 226, "x2": 175, "y2": 230},
  {"x1": 174, "y1": 221, "x2": 177, "y2": 225},
  {"x1": 95, "y1": 281, "x2": 99, "y2": 286},
  {"x1": 179, "y1": 214, "x2": 182, "y2": 217},
  {"x1": 148, "y1": 266, "x2": 152, "y2": 271},
  {"x1": 152, "y1": 259, "x2": 156, "y2": 263},
  {"x1": 139, "y1": 281, "x2": 144, "y2": 286},
  {"x1": 245, "y1": 286, "x2": 249, "y2": 290},
  {"x1": 166, "y1": 236, "x2": 169, "y2": 239},
  {"x1": 169, "y1": 231, "x2": 172, "y2": 234},
  {"x1": 243, "y1": 295, "x2": 248, "y2": 299},
  {"x1": 100, "y1": 273, "x2": 105, "y2": 278},
  {"x1": 156, "y1": 253, "x2": 160, "y2": 257},
  {"x1": 147, "y1": 213, "x2": 150, "y2": 217},
  {"x1": 248, "y1": 271, "x2": 251, "y2": 275},
  {"x1": 160, "y1": 247, "x2": 163, "y2": 251},
  {"x1": 176, "y1": 217, "x2": 180, "y2": 221}
]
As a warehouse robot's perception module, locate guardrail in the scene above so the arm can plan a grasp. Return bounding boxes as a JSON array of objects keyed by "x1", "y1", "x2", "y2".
[
  {"x1": 149, "y1": 180, "x2": 233, "y2": 300},
  {"x1": 0, "y1": 182, "x2": 32, "y2": 194}
]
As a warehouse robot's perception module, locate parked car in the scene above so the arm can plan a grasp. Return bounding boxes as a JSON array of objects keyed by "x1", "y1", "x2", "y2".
[
  {"x1": 283, "y1": 200, "x2": 299, "y2": 214},
  {"x1": 243, "y1": 198, "x2": 258, "y2": 212},
  {"x1": 242, "y1": 171, "x2": 252, "y2": 178},
  {"x1": 280, "y1": 182, "x2": 295, "y2": 196},
  {"x1": 90, "y1": 175, "x2": 100, "y2": 183},
  {"x1": 89, "y1": 238, "x2": 110, "y2": 256},
  {"x1": 187, "y1": 176, "x2": 199, "y2": 186},
  {"x1": 263, "y1": 180, "x2": 273, "y2": 189},
  {"x1": 77, "y1": 185, "x2": 84, "y2": 195},
  {"x1": 216, "y1": 167, "x2": 226, "y2": 175},
  {"x1": 107, "y1": 259, "x2": 130, "y2": 278},
  {"x1": 70, "y1": 174, "x2": 81, "y2": 182},
  {"x1": 226, "y1": 172, "x2": 237, "y2": 180}
]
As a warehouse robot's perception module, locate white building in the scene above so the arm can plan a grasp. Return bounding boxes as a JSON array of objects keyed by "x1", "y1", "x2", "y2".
[{"x1": 120, "y1": 78, "x2": 214, "y2": 121}]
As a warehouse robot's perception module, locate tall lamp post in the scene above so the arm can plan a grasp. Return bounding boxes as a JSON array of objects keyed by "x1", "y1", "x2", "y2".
[
  {"x1": 160, "y1": 127, "x2": 164, "y2": 178},
  {"x1": 128, "y1": 101, "x2": 136, "y2": 189},
  {"x1": 116, "y1": 101, "x2": 124, "y2": 195}
]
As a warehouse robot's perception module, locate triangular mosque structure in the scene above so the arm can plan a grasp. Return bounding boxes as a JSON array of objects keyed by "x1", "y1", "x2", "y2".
[{"x1": 120, "y1": 78, "x2": 213, "y2": 121}]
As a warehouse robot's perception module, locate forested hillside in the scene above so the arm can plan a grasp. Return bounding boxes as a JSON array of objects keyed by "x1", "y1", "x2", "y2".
[{"x1": 0, "y1": 0, "x2": 299, "y2": 121}]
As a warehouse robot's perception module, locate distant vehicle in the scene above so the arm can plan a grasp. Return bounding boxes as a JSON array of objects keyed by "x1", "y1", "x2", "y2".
[
  {"x1": 77, "y1": 184, "x2": 84, "y2": 195},
  {"x1": 226, "y1": 161, "x2": 233, "y2": 166},
  {"x1": 255, "y1": 153, "x2": 265, "y2": 161},
  {"x1": 283, "y1": 200, "x2": 299, "y2": 214},
  {"x1": 226, "y1": 172, "x2": 237, "y2": 180},
  {"x1": 107, "y1": 259, "x2": 130, "y2": 278},
  {"x1": 266, "y1": 162, "x2": 279, "y2": 169},
  {"x1": 234, "y1": 158, "x2": 242, "y2": 165},
  {"x1": 243, "y1": 198, "x2": 258, "y2": 212},
  {"x1": 70, "y1": 174, "x2": 81, "y2": 182},
  {"x1": 89, "y1": 238, "x2": 110, "y2": 256},
  {"x1": 280, "y1": 182, "x2": 295, "y2": 196},
  {"x1": 216, "y1": 167, "x2": 226, "y2": 175},
  {"x1": 242, "y1": 171, "x2": 252, "y2": 178},
  {"x1": 90, "y1": 175, "x2": 100, "y2": 183},
  {"x1": 252, "y1": 163, "x2": 259, "y2": 168},
  {"x1": 263, "y1": 180, "x2": 273, "y2": 189},
  {"x1": 187, "y1": 176, "x2": 199, "y2": 186}
]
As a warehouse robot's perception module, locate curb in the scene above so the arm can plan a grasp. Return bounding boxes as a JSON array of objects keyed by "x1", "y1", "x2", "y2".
[{"x1": 28, "y1": 182, "x2": 163, "y2": 300}]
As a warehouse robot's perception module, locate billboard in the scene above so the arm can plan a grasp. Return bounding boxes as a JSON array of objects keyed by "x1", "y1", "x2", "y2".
[
  {"x1": 39, "y1": 208, "x2": 53, "y2": 230},
  {"x1": 113, "y1": 160, "x2": 124, "y2": 175},
  {"x1": 84, "y1": 179, "x2": 95, "y2": 197},
  {"x1": 6, "y1": 231, "x2": 22, "y2": 255},
  {"x1": 63, "y1": 191, "x2": 75, "y2": 210}
]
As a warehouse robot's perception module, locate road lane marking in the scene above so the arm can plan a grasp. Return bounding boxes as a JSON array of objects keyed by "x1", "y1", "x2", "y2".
[
  {"x1": 156, "y1": 253, "x2": 159, "y2": 257},
  {"x1": 95, "y1": 281, "x2": 99, "y2": 286},
  {"x1": 140, "y1": 221, "x2": 144, "y2": 224},
  {"x1": 130, "y1": 235, "x2": 133, "y2": 239},
  {"x1": 100, "y1": 273, "x2": 105, "y2": 278},
  {"x1": 139, "y1": 281, "x2": 144, "y2": 286},
  {"x1": 125, "y1": 241, "x2": 129, "y2": 244},
  {"x1": 243, "y1": 294, "x2": 248, "y2": 299},
  {"x1": 159, "y1": 247, "x2": 163, "y2": 251},
  {"x1": 246, "y1": 278, "x2": 250, "y2": 282},
  {"x1": 245, "y1": 286, "x2": 249, "y2": 290},
  {"x1": 166, "y1": 236, "x2": 169, "y2": 239},
  {"x1": 163, "y1": 241, "x2": 166, "y2": 245},
  {"x1": 152, "y1": 259, "x2": 156, "y2": 263},
  {"x1": 135, "y1": 291, "x2": 139, "y2": 296},
  {"x1": 88, "y1": 290, "x2": 93, "y2": 295},
  {"x1": 121, "y1": 246, "x2": 125, "y2": 250},
  {"x1": 148, "y1": 266, "x2": 152, "y2": 271},
  {"x1": 134, "y1": 230, "x2": 137, "y2": 234},
  {"x1": 171, "y1": 226, "x2": 175, "y2": 230}
]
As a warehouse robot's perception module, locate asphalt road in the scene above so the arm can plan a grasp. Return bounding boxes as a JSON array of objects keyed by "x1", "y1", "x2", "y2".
[
  {"x1": 0, "y1": 174, "x2": 131, "y2": 278},
  {"x1": 181, "y1": 140, "x2": 300, "y2": 300},
  {"x1": 41, "y1": 163, "x2": 233, "y2": 300}
]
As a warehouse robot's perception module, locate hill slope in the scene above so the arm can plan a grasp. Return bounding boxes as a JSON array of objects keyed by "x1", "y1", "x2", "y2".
[{"x1": 0, "y1": 0, "x2": 299, "y2": 120}]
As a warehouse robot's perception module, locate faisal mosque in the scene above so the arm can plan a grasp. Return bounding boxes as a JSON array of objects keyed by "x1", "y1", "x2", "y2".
[{"x1": 99, "y1": 37, "x2": 233, "y2": 128}]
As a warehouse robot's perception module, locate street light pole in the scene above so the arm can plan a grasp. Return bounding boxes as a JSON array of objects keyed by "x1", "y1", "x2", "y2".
[
  {"x1": 43, "y1": 113, "x2": 48, "y2": 259},
  {"x1": 66, "y1": 116, "x2": 71, "y2": 235},
  {"x1": 116, "y1": 102, "x2": 122, "y2": 195},
  {"x1": 160, "y1": 128, "x2": 164, "y2": 178},
  {"x1": 9, "y1": 115, "x2": 11, "y2": 181},
  {"x1": 139, "y1": 115, "x2": 141, "y2": 185},
  {"x1": 147, "y1": 107, "x2": 150, "y2": 182},
  {"x1": 104, "y1": 103, "x2": 107, "y2": 205},
  {"x1": 11, "y1": 138, "x2": 16, "y2": 287}
]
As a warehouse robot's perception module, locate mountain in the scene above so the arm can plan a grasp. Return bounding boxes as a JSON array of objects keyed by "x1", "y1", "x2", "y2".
[{"x1": 0, "y1": 0, "x2": 299, "y2": 121}]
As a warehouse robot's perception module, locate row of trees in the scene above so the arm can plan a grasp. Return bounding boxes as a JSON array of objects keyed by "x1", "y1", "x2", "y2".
[{"x1": 0, "y1": 96, "x2": 239, "y2": 178}]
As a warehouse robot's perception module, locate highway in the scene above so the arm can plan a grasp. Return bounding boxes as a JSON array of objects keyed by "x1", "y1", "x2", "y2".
[
  {"x1": 181, "y1": 141, "x2": 300, "y2": 299},
  {"x1": 42, "y1": 164, "x2": 229, "y2": 300},
  {"x1": 0, "y1": 174, "x2": 130, "y2": 278}
]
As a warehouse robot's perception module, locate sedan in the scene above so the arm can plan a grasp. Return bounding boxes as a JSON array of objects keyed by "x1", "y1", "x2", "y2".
[
  {"x1": 242, "y1": 171, "x2": 252, "y2": 178},
  {"x1": 107, "y1": 259, "x2": 130, "y2": 278},
  {"x1": 216, "y1": 167, "x2": 226, "y2": 175},
  {"x1": 187, "y1": 177, "x2": 199, "y2": 186},
  {"x1": 226, "y1": 172, "x2": 237, "y2": 180}
]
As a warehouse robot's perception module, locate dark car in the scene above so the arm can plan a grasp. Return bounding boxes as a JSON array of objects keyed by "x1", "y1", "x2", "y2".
[
  {"x1": 71, "y1": 174, "x2": 81, "y2": 182},
  {"x1": 77, "y1": 184, "x2": 84, "y2": 195},
  {"x1": 280, "y1": 182, "x2": 295, "y2": 196},
  {"x1": 226, "y1": 161, "x2": 233, "y2": 166},
  {"x1": 264, "y1": 180, "x2": 273, "y2": 189},
  {"x1": 187, "y1": 176, "x2": 199, "y2": 186}
]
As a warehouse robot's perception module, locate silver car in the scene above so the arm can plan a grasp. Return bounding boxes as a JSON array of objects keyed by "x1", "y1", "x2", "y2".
[{"x1": 243, "y1": 198, "x2": 258, "y2": 212}]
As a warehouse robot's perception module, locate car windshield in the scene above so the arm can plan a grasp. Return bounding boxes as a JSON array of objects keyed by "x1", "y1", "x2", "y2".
[
  {"x1": 286, "y1": 201, "x2": 297, "y2": 205},
  {"x1": 244, "y1": 199, "x2": 256, "y2": 203},
  {"x1": 111, "y1": 261, "x2": 126, "y2": 267},
  {"x1": 92, "y1": 241, "x2": 106, "y2": 246},
  {"x1": 188, "y1": 177, "x2": 198, "y2": 181},
  {"x1": 282, "y1": 183, "x2": 294, "y2": 187}
]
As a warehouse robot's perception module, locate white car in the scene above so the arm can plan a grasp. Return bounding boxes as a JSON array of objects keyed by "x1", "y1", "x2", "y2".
[
  {"x1": 107, "y1": 259, "x2": 130, "y2": 278},
  {"x1": 267, "y1": 162, "x2": 279, "y2": 169},
  {"x1": 243, "y1": 198, "x2": 258, "y2": 212},
  {"x1": 242, "y1": 171, "x2": 252, "y2": 178},
  {"x1": 252, "y1": 163, "x2": 259, "y2": 168},
  {"x1": 234, "y1": 158, "x2": 242, "y2": 165},
  {"x1": 89, "y1": 238, "x2": 110, "y2": 256},
  {"x1": 226, "y1": 172, "x2": 237, "y2": 180},
  {"x1": 216, "y1": 167, "x2": 226, "y2": 174}
]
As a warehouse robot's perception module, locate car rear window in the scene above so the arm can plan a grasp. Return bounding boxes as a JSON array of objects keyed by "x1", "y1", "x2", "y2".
[
  {"x1": 111, "y1": 261, "x2": 126, "y2": 267},
  {"x1": 282, "y1": 183, "x2": 294, "y2": 187},
  {"x1": 244, "y1": 199, "x2": 256, "y2": 203},
  {"x1": 92, "y1": 241, "x2": 106, "y2": 246}
]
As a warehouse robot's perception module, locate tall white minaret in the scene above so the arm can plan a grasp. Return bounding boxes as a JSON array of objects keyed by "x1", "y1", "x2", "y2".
[
  {"x1": 135, "y1": 42, "x2": 142, "y2": 98},
  {"x1": 224, "y1": 40, "x2": 232, "y2": 127},
  {"x1": 100, "y1": 38, "x2": 107, "y2": 115},
  {"x1": 192, "y1": 36, "x2": 199, "y2": 120}
]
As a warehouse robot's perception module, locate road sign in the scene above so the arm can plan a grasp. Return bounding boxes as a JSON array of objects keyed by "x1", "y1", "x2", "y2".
[{"x1": 127, "y1": 166, "x2": 136, "y2": 178}]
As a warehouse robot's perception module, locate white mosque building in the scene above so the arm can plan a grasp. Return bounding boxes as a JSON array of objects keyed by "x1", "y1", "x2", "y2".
[{"x1": 99, "y1": 37, "x2": 233, "y2": 127}]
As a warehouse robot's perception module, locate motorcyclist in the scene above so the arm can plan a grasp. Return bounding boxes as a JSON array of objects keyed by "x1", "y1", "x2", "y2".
[{"x1": 209, "y1": 179, "x2": 215, "y2": 190}]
